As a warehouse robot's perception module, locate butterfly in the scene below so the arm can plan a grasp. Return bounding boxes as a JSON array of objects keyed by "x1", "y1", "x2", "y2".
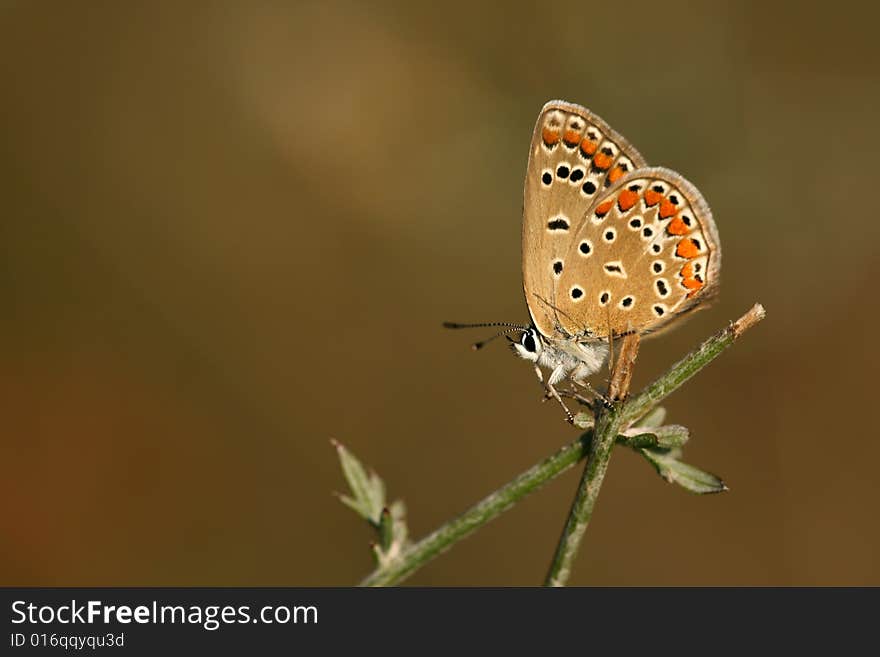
[{"x1": 446, "y1": 100, "x2": 721, "y2": 422}]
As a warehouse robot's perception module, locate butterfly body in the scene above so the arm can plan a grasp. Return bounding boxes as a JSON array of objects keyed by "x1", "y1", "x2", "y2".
[{"x1": 512, "y1": 327, "x2": 608, "y2": 386}]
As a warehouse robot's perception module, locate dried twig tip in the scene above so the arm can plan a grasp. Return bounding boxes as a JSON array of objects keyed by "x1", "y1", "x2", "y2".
[{"x1": 732, "y1": 303, "x2": 766, "y2": 338}]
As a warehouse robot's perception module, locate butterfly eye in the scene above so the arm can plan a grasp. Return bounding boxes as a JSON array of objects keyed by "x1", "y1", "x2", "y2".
[{"x1": 521, "y1": 331, "x2": 538, "y2": 354}]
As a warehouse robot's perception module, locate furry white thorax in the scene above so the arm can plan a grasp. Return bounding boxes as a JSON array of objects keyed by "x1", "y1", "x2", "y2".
[{"x1": 512, "y1": 329, "x2": 609, "y2": 385}]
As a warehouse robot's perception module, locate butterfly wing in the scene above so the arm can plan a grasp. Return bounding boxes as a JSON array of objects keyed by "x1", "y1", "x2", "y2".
[
  {"x1": 522, "y1": 101, "x2": 648, "y2": 338},
  {"x1": 554, "y1": 166, "x2": 721, "y2": 339}
]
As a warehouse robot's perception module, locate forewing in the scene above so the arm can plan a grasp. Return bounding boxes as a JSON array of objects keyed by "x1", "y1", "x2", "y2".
[
  {"x1": 554, "y1": 166, "x2": 721, "y2": 338},
  {"x1": 522, "y1": 101, "x2": 648, "y2": 338}
]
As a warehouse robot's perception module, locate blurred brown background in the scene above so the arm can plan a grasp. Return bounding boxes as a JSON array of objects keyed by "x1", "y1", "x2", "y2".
[{"x1": 2, "y1": 1, "x2": 878, "y2": 586}]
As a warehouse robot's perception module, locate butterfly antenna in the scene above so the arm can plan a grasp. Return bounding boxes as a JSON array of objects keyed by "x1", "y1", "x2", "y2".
[
  {"x1": 470, "y1": 326, "x2": 529, "y2": 351},
  {"x1": 442, "y1": 321, "x2": 529, "y2": 351},
  {"x1": 442, "y1": 321, "x2": 528, "y2": 330}
]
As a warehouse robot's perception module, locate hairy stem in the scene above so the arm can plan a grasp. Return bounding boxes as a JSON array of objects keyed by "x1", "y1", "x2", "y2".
[
  {"x1": 360, "y1": 434, "x2": 591, "y2": 586},
  {"x1": 543, "y1": 406, "x2": 622, "y2": 586}
]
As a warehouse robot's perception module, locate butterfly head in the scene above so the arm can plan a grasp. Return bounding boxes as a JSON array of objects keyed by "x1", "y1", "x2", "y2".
[{"x1": 511, "y1": 326, "x2": 544, "y2": 363}]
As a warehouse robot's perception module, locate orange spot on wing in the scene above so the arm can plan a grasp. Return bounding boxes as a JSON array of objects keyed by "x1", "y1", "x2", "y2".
[
  {"x1": 563, "y1": 130, "x2": 580, "y2": 146},
  {"x1": 595, "y1": 200, "x2": 614, "y2": 217},
  {"x1": 542, "y1": 128, "x2": 560, "y2": 146},
  {"x1": 592, "y1": 151, "x2": 613, "y2": 170},
  {"x1": 666, "y1": 216, "x2": 689, "y2": 235},
  {"x1": 682, "y1": 276, "x2": 703, "y2": 290},
  {"x1": 608, "y1": 166, "x2": 625, "y2": 183},
  {"x1": 580, "y1": 138, "x2": 597, "y2": 156},
  {"x1": 617, "y1": 189, "x2": 639, "y2": 212},
  {"x1": 675, "y1": 238, "x2": 700, "y2": 259},
  {"x1": 680, "y1": 262, "x2": 694, "y2": 279},
  {"x1": 644, "y1": 189, "x2": 663, "y2": 207},
  {"x1": 659, "y1": 200, "x2": 677, "y2": 219}
]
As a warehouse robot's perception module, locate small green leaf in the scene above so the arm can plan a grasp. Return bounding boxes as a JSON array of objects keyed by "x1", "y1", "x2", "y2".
[
  {"x1": 652, "y1": 424, "x2": 689, "y2": 448},
  {"x1": 640, "y1": 448, "x2": 727, "y2": 494},
  {"x1": 373, "y1": 500, "x2": 410, "y2": 567},
  {"x1": 364, "y1": 470, "x2": 386, "y2": 525},
  {"x1": 335, "y1": 491, "x2": 367, "y2": 518},
  {"x1": 619, "y1": 432, "x2": 659, "y2": 448},
  {"x1": 573, "y1": 412, "x2": 595, "y2": 430},
  {"x1": 619, "y1": 424, "x2": 689, "y2": 450},
  {"x1": 378, "y1": 507, "x2": 393, "y2": 551},
  {"x1": 333, "y1": 440, "x2": 412, "y2": 568},
  {"x1": 332, "y1": 439, "x2": 385, "y2": 524}
]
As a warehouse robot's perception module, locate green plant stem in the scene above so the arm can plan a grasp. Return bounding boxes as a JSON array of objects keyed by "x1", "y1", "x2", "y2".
[
  {"x1": 360, "y1": 434, "x2": 591, "y2": 586},
  {"x1": 543, "y1": 404, "x2": 623, "y2": 586},
  {"x1": 359, "y1": 303, "x2": 765, "y2": 587}
]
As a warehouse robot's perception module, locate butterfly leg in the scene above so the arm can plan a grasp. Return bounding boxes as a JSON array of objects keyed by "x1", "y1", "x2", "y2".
[
  {"x1": 571, "y1": 378, "x2": 613, "y2": 409},
  {"x1": 535, "y1": 365, "x2": 574, "y2": 424},
  {"x1": 556, "y1": 387, "x2": 595, "y2": 410}
]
